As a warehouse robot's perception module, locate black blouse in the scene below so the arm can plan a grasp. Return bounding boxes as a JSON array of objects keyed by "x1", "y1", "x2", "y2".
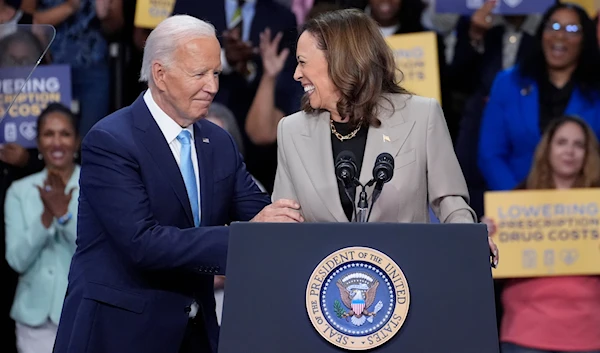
[
  {"x1": 330, "y1": 121, "x2": 368, "y2": 221},
  {"x1": 538, "y1": 78, "x2": 575, "y2": 133}
]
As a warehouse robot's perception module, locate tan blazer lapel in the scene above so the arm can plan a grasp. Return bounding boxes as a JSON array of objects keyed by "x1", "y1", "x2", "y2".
[
  {"x1": 358, "y1": 98, "x2": 416, "y2": 221},
  {"x1": 292, "y1": 111, "x2": 348, "y2": 222}
]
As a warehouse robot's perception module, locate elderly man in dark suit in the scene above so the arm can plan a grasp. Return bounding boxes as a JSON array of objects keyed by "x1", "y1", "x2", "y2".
[{"x1": 53, "y1": 14, "x2": 302, "y2": 353}]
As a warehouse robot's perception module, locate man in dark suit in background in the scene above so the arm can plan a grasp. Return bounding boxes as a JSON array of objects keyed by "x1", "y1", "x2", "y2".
[
  {"x1": 172, "y1": 0, "x2": 300, "y2": 192},
  {"x1": 53, "y1": 14, "x2": 302, "y2": 353}
]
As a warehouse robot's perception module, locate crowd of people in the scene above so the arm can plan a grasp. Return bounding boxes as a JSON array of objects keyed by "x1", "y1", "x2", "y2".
[{"x1": 1, "y1": 0, "x2": 600, "y2": 352}]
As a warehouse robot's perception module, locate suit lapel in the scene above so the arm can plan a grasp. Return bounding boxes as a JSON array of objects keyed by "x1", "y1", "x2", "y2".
[
  {"x1": 358, "y1": 98, "x2": 415, "y2": 221},
  {"x1": 293, "y1": 111, "x2": 347, "y2": 222},
  {"x1": 194, "y1": 123, "x2": 213, "y2": 226},
  {"x1": 132, "y1": 95, "x2": 195, "y2": 226},
  {"x1": 358, "y1": 103, "x2": 414, "y2": 186},
  {"x1": 520, "y1": 79, "x2": 541, "y2": 138}
]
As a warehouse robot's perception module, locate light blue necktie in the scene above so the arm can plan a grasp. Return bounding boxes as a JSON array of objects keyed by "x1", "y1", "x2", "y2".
[{"x1": 177, "y1": 130, "x2": 200, "y2": 227}]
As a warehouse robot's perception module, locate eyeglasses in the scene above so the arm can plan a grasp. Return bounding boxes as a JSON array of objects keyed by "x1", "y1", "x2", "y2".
[{"x1": 544, "y1": 22, "x2": 582, "y2": 36}]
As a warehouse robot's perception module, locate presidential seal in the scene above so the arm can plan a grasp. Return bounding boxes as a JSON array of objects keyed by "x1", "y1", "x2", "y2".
[{"x1": 306, "y1": 247, "x2": 410, "y2": 350}]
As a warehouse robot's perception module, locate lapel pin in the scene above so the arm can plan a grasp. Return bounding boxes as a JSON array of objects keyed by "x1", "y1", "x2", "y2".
[
  {"x1": 202, "y1": 138, "x2": 210, "y2": 143},
  {"x1": 383, "y1": 134, "x2": 390, "y2": 142}
]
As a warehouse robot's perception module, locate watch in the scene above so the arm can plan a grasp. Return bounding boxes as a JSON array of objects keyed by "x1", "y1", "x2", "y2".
[{"x1": 57, "y1": 212, "x2": 72, "y2": 225}]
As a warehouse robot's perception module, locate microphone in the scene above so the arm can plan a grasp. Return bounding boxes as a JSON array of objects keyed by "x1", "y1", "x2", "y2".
[
  {"x1": 335, "y1": 151, "x2": 358, "y2": 188},
  {"x1": 367, "y1": 153, "x2": 395, "y2": 222},
  {"x1": 335, "y1": 151, "x2": 359, "y2": 221},
  {"x1": 373, "y1": 152, "x2": 394, "y2": 185}
]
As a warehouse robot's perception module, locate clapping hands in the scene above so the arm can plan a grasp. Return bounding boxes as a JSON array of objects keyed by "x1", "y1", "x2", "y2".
[{"x1": 36, "y1": 170, "x2": 75, "y2": 219}]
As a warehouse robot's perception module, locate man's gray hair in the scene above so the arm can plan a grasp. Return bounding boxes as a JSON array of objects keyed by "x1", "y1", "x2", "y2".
[{"x1": 139, "y1": 15, "x2": 216, "y2": 84}]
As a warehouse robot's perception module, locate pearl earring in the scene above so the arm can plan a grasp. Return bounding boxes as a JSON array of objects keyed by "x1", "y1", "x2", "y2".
[{"x1": 38, "y1": 153, "x2": 43, "y2": 160}]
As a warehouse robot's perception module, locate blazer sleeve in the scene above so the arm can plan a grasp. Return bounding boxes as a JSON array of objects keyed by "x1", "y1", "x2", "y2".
[
  {"x1": 426, "y1": 99, "x2": 477, "y2": 223},
  {"x1": 227, "y1": 132, "x2": 271, "y2": 221},
  {"x1": 477, "y1": 72, "x2": 519, "y2": 190},
  {"x1": 4, "y1": 184, "x2": 55, "y2": 273},
  {"x1": 272, "y1": 117, "x2": 299, "y2": 204},
  {"x1": 79, "y1": 128, "x2": 233, "y2": 274}
]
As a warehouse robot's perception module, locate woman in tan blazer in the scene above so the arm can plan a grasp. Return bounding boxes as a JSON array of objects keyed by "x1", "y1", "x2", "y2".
[{"x1": 271, "y1": 9, "x2": 498, "y2": 265}]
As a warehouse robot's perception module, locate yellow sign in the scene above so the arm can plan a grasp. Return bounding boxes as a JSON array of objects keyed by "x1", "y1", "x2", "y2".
[
  {"x1": 484, "y1": 189, "x2": 600, "y2": 279},
  {"x1": 561, "y1": 0, "x2": 600, "y2": 17},
  {"x1": 386, "y1": 32, "x2": 441, "y2": 104},
  {"x1": 306, "y1": 247, "x2": 409, "y2": 350},
  {"x1": 134, "y1": 0, "x2": 175, "y2": 29}
]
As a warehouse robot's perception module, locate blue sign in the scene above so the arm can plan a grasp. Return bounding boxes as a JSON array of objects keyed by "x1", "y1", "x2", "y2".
[
  {"x1": 436, "y1": 0, "x2": 555, "y2": 15},
  {"x1": 0, "y1": 64, "x2": 71, "y2": 148}
]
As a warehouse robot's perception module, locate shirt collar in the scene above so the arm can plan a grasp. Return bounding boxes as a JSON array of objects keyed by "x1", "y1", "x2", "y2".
[{"x1": 143, "y1": 89, "x2": 194, "y2": 144}]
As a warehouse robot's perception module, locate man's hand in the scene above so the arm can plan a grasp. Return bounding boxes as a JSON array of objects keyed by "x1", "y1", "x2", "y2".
[
  {"x1": 0, "y1": 143, "x2": 29, "y2": 167},
  {"x1": 223, "y1": 28, "x2": 256, "y2": 74},
  {"x1": 251, "y1": 199, "x2": 303, "y2": 223}
]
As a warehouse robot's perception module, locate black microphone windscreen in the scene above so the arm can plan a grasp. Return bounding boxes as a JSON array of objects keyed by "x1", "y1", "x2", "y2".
[
  {"x1": 373, "y1": 152, "x2": 394, "y2": 184},
  {"x1": 336, "y1": 150, "x2": 357, "y2": 164},
  {"x1": 376, "y1": 152, "x2": 394, "y2": 167}
]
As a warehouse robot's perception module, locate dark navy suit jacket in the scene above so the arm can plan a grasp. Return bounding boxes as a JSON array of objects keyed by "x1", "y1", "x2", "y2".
[{"x1": 53, "y1": 94, "x2": 271, "y2": 353}]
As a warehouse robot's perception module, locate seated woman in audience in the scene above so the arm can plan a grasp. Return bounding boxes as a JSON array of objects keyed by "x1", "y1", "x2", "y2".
[
  {"x1": 478, "y1": 3, "x2": 600, "y2": 192},
  {"x1": 483, "y1": 116, "x2": 600, "y2": 353},
  {"x1": 4, "y1": 103, "x2": 80, "y2": 353}
]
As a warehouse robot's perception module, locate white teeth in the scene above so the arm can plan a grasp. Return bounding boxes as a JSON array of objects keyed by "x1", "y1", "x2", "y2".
[
  {"x1": 51, "y1": 151, "x2": 64, "y2": 158},
  {"x1": 304, "y1": 85, "x2": 315, "y2": 93}
]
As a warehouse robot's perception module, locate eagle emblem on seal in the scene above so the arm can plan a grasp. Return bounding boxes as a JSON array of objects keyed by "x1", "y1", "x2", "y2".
[{"x1": 334, "y1": 272, "x2": 384, "y2": 326}]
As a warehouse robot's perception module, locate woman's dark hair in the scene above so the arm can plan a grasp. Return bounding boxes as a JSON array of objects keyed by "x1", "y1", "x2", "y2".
[
  {"x1": 518, "y1": 2, "x2": 600, "y2": 97},
  {"x1": 37, "y1": 103, "x2": 78, "y2": 139},
  {"x1": 300, "y1": 9, "x2": 409, "y2": 128}
]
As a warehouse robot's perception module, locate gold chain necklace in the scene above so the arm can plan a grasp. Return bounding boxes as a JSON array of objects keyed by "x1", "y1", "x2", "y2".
[{"x1": 330, "y1": 120, "x2": 361, "y2": 141}]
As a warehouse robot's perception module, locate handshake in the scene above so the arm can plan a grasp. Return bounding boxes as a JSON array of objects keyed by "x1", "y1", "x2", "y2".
[{"x1": 250, "y1": 199, "x2": 303, "y2": 223}]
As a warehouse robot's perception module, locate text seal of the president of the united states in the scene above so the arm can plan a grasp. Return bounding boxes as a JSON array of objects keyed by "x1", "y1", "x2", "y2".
[{"x1": 306, "y1": 246, "x2": 410, "y2": 350}]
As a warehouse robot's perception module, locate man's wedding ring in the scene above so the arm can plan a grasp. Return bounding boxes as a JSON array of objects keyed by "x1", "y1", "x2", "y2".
[{"x1": 45, "y1": 185, "x2": 52, "y2": 192}]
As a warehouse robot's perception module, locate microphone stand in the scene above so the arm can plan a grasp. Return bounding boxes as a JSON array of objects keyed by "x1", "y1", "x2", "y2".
[
  {"x1": 366, "y1": 181, "x2": 384, "y2": 223},
  {"x1": 355, "y1": 179, "x2": 375, "y2": 223},
  {"x1": 343, "y1": 180, "x2": 359, "y2": 223}
]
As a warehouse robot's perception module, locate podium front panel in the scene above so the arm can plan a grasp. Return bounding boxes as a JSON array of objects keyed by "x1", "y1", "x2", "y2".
[{"x1": 218, "y1": 223, "x2": 499, "y2": 353}]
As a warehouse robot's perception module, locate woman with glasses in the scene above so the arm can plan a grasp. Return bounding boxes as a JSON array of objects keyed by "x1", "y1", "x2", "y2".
[{"x1": 478, "y1": 3, "x2": 600, "y2": 192}]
